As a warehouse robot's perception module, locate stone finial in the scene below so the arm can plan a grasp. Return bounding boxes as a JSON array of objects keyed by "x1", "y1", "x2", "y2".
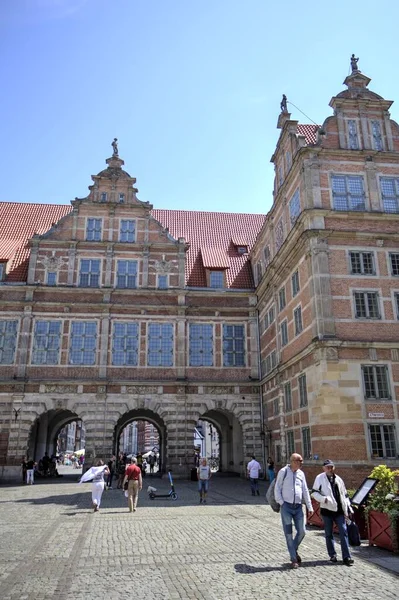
[{"x1": 350, "y1": 54, "x2": 360, "y2": 73}]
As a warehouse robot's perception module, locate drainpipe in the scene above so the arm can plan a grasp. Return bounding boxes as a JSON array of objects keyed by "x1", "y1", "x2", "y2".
[{"x1": 256, "y1": 309, "x2": 267, "y2": 479}]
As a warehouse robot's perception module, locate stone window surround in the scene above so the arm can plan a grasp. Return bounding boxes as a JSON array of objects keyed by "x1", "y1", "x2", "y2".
[
  {"x1": 378, "y1": 176, "x2": 399, "y2": 214},
  {"x1": 291, "y1": 269, "x2": 300, "y2": 297},
  {"x1": 330, "y1": 173, "x2": 368, "y2": 212},
  {"x1": 188, "y1": 322, "x2": 214, "y2": 367},
  {"x1": 115, "y1": 259, "x2": 138, "y2": 289},
  {"x1": 85, "y1": 217, "x2": 103, "y2": 241},
  {"x1": 350, "y1": 287, "x2": 384, "y2": 320},
  {"x1": 293, "y1": 304, "x2": 303, "y2": 336},
  {"x1": 280, "y1": 319, "x2": 288, "y2": 347},
  {"x1": 0, "y1": 319, "x2": 19, "y2": 365},
  {"x1": 346, "y1": 118, "x2": 360, "y2": 150},
  {"x1": 361, "y1": 363, "x2": 392, "y2": 401},
  {"x1": 68, "y1": 320, "x2": 99, "y2": 366},
  {"x1": 119, "y1": 218, "x2": 136, "y2": 243},
  {"x1": 347, "y1": 249, "x2": 377, "y2": 276},
  {"x1": 367, "y1": 423, "x2": 397, "y2": 460},
  {"x1": 31, "y1": 320, "x2": 62, "y2": 366},
  {"x1": 388, "y1": 251, "x2": 399, "y2": 276},
  {"x1": 222, "y1": 323, "x2": 246, "y2": 367},
  {"x1": 302, "y1": 426, "x2": 312, "y2": 460},
  {"x1": 78, "y1": 257, "x2": 101, "y2": 288}
]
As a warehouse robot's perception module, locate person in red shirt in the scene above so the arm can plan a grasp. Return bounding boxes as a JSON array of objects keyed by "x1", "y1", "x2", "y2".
[{"x1": 123, "y1": 457, "x2": 143, "y2": 512}]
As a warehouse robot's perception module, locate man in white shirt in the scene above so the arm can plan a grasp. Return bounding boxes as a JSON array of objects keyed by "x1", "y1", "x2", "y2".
[
  {"x1": 247, "y1": 455, "x2": 261, "y2": 496},
  {"x1": 197, "y1": 458, "x2": 212, "y2": 504},
  {"x1": 274, "y1": 453, "x2": 313, "y2": 569}
]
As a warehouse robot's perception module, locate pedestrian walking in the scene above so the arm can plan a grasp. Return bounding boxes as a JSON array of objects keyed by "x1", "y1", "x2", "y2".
[
  {"x1": 26, "y1": 457, "x2": 36, "y2": 484},
  {"x1": 197, "y1": 457, "x2": 211, "y2": 504},
  {"x1": 274, "y1": 453, "x2": 313, "y2": 569},
  {"x1": 247, "y1": 455, "x2": 261, "y2": 496},
  {"x1": 311, "y1": 459, "x2": 354, "y2": 566},
  {"x1": 106, "y1": 455, "x2": 116, "y2": 489},
  {"x1": 79, "y1": 459, "x2": 109, "y2": 512},
  {"x1": 267, "y1": 457, "x2": 275, "y2": 482},
  {"x1": 123, "y1": 457, "x2": 142, "y2": 512}
]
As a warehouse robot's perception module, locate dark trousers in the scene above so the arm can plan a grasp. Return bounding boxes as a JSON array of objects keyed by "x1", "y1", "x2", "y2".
[{"x1": 322, "y1": 513, "x2": 351, "y2": 560}]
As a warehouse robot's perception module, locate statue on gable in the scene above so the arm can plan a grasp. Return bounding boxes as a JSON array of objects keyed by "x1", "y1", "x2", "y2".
[
  {"x1": 111, "y1": 138, "x2": 119, "y2": 157},
  {"x1": 350, "y1": 54, "x2": 359, "y2": 72},
  {"x1": 280, "y1": 94, "x2": 288, "y2": 113}
]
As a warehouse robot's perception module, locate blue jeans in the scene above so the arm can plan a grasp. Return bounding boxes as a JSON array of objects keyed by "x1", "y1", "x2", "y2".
[
  {"x1": 268, "y1": 469, "x2": 275, "y2": 482},
  {"x1": 198, "y1": 480, "x2": 209, "y2": 494},
  {"x1": 250, "y1": 478, "x2": 259, "y2": 494},
  {"x1": 280, "y1": 502, "x2": 306, "y2": 561},
  {"x1": 322, "y1": 513, "x2": 351, "y2": 560}
]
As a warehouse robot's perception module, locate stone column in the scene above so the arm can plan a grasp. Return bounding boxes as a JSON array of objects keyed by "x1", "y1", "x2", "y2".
[
  {"x1": 365, "y1": 161, "x2": 380, "y2": 211},
  {"x1": 307, "y1": 238, "x2": 335, "y2": 340},
  {"x1": 67, "y1": 243, "x2": 77, "y2": 286},
  {"x1": 104, "y1": 244, "x2": 114, "y2": 287},
  {"x1": 99, "y1": 316, "x2": 110, "y2": 379},
  {"x1": 303, "y1": 156, "x2": 322, "y2": 209},
  {"x1": 176, "y1": 315, "x2": 186, "y2": 379},
  {"x1": 16, "y1": 306, "x2": 33, "y2": 379},
  {"x1": 142, "y1": 247, "x2": 149, "y2": 288}
]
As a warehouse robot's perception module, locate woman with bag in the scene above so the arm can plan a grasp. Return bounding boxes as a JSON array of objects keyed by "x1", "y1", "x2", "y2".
[{"x1": 311, "y1": 459, "x2": 354, "y2": 566}]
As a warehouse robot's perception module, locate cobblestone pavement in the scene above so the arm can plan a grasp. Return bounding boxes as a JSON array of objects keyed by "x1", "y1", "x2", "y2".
[{"x1": 0, "y1": 469, "x2": 398, "y2": 600}]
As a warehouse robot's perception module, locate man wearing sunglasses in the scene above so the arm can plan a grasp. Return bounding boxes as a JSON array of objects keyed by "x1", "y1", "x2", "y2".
[
  {"x1": 311, "y1": 459, "x2": 354, "y2": 566},
  {"x1": 274, "y1": 453, "x2": 313, "y2": 569}
]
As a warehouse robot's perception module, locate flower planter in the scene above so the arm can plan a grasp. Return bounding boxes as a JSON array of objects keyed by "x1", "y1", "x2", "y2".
[{"x1": 368, "y1": 510, "x2": 399, "y2": 553}]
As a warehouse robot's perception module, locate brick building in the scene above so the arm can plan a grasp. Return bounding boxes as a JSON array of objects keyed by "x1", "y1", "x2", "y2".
[{"x1": 0, "y1": 60, "x2": 398, "y2": 484}]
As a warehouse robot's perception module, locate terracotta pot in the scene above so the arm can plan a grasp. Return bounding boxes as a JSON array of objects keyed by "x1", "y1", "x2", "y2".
[{"x1": 368, "y1": 510, "x2": 399, "y2": 553}]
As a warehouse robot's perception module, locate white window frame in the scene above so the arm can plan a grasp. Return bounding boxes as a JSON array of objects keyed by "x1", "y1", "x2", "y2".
[
  {"x1": 116, "y1": 260, "x2": 138, "y2": 289},
  {"x1": 85, "y1": 218, "x2": 102, "y2": 241}
]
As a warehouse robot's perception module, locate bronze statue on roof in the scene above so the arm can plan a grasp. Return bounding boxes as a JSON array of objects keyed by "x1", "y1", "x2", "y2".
[
  {"x1": 111, "y1": 138, "x2": 119, "y2": 157},
  {"x1": 280, "y1": 94, "x2": 288, "y2": 113},
  {"x1": 350, "y1": 54, "x2": 359, "y2": 72}
]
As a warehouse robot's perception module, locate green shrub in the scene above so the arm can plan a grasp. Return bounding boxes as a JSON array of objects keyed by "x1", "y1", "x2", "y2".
[{"x1": 367, "y1": 465, "x2": 399, "y2": 517}]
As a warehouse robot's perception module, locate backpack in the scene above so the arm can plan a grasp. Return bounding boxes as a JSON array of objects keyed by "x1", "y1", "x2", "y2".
[
  {"x1": 266, "y1": 467, "x2": 288, "y2": 513},
  {"x1": 347, "y1": 520, "x2": 361, "y2": 546}
]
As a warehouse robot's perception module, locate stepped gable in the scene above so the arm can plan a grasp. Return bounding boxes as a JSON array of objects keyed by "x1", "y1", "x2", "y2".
[
  {"x1": 152, "y1": 209, "x2": 266, "y2": 288},
  {"x1": 0, "y1": 202, "x2": 72, "y2": 281},
  {"x1": 0, "y1": 202, "x2": 266, "y2": 288}
]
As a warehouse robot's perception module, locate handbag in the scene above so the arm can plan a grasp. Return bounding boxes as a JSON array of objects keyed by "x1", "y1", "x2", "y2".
[
  {"x1": 347, "y1": 520, "x2": 361, "y2": 546},
  {"x1": 123, "y1": 481, "x2": 128, "y2": 491}
]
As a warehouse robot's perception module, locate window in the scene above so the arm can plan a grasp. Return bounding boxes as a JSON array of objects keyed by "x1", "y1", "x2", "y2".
[
  {"x1": 120, "y1": 219, "x2": 135, "y2": 242},
  {"x1": 100, "y1": 192, "x2": 107, "y2": 202},
  {"x1": 291, "y1": 270, "x2": 300, "y2": 296},
  {"x1": 354, "y1": 291, "x2": 380, "y2": 319},
  {"x1": 275, "y1": 218, "x2": 284, "y2": 251},
  {"x1": 395, "y1": 293, "x2": 399, "y2": 319},
  {"x1": 390, "y1": 253, "x2": 399, "y2": 276},
  {"x1": 0, "y1": 263, "x2": 5, "y2": 281},
  {"x1": 32, "y1": 321, "x2": 61, "y2": 365},
  {"x1": 371, "y1": 121, "x2": 383, "y2": 151},
  {"x1": 294, "y1": 306, "x2": 303, "y2": 335},
  {"x1": 210, "y1": 271, "x2": 224, "y2": 289},
  {"x1": 148, "y1": 323, "x2": 174, "y2": 367},
  {"x1": 47, "y1": 272, "x2": 57, "y2": 286},
  {"x1": 284, "y1": 382, "x2": 292, "y2": 412},
  {"x1": 119, "y1": 193, "x2": 125, "y2": 203},
  {"x1": 332, "y1": 175, "x2": 365, "y2": 211},
  {"x1": 380, "y1": 178, "x2": 399, "y2": 214},
  {"x1": 268, "y1": 306, "x2": 275, "y2": 325},
  {"x1": 286, "y1": 431, "x2": 295, "y2": 456},
  {"x1": 256, "y1": 263, "x2": 262, "y2": 285},
  {"x1": 264, "y1": 245, "x2": 271, "y2": 267},
  {"x1": 289, "y1": 189, "x2": 301, "y2": 226},
  {"x1": 237, "y1": 246, "x2": 247, "y2": 255},
  {"x1": 362, "y1": 365, "x2": 390, "y2": 400},
  {"x1": 279, "y1": 287, "x2": 286, "y2": 311},
  {"x1": 348, "y1": 119, "x2": 359, "y2": 149},
  {"x1": 271, "y1": 350, "x2": 277, "y2": 369},
  {"x1": 349, "y1": 251, "x2": 375, "y2": 275},
  {"x1": 273, "y1": 397, "x2": 279, "y2": 416},
  {"x1": 0, "y1": 320, "x2": 17, "y2": 364},
  {"x1": 69, "y1": 321, "x2": 97, "y2": 365},
  {"x1": 280, "y1": 320, "x2": 288, "y2": 346},
  {"x1": 276, "y1": 444, "x2": 282, "y2": 463},
  {"x1": 223, "y1": 324, "x2": 245, "y2": 367},
  {"x1": 158, "y1": 275, "x2": 168, "y2": 289},
  {"x1": 189, "y1": 324, "x2": 213, "y2": 366},
  {"x1": 112, "y1": 322, "x2": 138, "y2": 366},
  {"x1": 86, "y1": 218, "x2": 102, "y2": 241},
  {"x1": 116, "y1": 260, "x2": 137, "y2": 289},
  {"x1": 299, "y1": 374, "x2": 308, "y2": 407},
  {"x1": 278, "y1": 165, "x2": 283, "y2": 187},
  {"x1": 286, "y1": 150, "x2": 292, "y2": 171},
  {"x1": 302, "y1": 427, "x2": 311, "y2": 459},
  {"x1": 79, "y1": 259, "x2": 100, "y2": 287},
  {"x1": 369, "y1": 424, "x2": 397, "y2": 459}
]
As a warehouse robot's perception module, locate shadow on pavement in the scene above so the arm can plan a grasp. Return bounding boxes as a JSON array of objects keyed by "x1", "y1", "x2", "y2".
[{"x1": 235, "y1": 560, "x2": 335, "y2": 573}]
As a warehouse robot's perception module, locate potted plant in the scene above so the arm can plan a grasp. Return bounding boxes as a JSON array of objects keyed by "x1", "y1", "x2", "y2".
[{"x1": 366, "y1": 465, "x2": 399, "y2": 553}]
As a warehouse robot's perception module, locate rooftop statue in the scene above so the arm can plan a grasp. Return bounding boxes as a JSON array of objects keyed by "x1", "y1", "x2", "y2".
[
  {"x1": 280, "y1": 94, "x2": 288, "y2": 113},
  {"x1": 112, "y1": 138, "x2": 119, "y2": 157},
  {"x1": 350, "y1": 54, "x2": 359, "y2": 72}
]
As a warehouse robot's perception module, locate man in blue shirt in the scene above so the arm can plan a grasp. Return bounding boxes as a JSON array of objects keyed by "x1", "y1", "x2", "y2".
[{"x1": 274, "y1": 453, "x2": 313, "y2": 569}]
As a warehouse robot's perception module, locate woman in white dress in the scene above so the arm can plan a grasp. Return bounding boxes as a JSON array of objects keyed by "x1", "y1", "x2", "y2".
[{"x1": 79, "y1": 459, "x2": 109, "y2": 512}]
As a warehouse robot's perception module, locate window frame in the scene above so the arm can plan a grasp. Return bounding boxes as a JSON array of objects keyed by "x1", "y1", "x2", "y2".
[
  {"x1": 119, "y1": 219, "x2": 136, "y2": 243},
  {"x1": 278, "y1": 287, "x2": 286, "y2": 312},
  {"x1": 302, "y1": 427, "x2": 312, "y2": 459},
  {"x1": 289, "y1": 189, "x2": 301, "y2": 226},
  {"x1": 347, "y1": 119, "x2": 360, "y2": 150},
  {"x1": 349, "y1": 251, "x2": 376, "y2": 276},
  {"x1": 299, "y1": 373, "x2": 308, "y2": 407},
  {"x1": 222, "y1": 324, "x2": 246, "y2": 367},
  {"x1": 280, "y1": 319, "x2": 288, "y2": 347},
  {"x1": 209, "y1": 270, "x2": 225, "y2": 289},
  {"x1": 371, "y1": 120, "x2": 383, "y2": 151},
  {"x1": 189, "y1": 323, "x2": 214, "y2": 367},
  {"x1": 286, "y1": 430, "x2": 295, "y2": 456},
  {"x1": 353, "y1": 290, "x2": 381, "y2": 320},
  {"x1": 331, "y1": 174, "x2": 366, "y2": 211},
  {"x1": 0, "y1": 319, "x2": 18, "y2": 364},
  {"x1": 380, "y1": 177, "x2": 399, "y2": 214},
  {"x1": 68, "y1": 321, "x2": 98, "y2": 366},
  {"x1": 389, "y1": 252, "x2": 399, "y2": 276},
  {"x1": 284, "y1": 381, "x2": 292, "y2": 412},
  {"x1": 293, "y1": 305, "x2": 303, "y2": 336},
  {"x1": 147, "y1": 323, "x2": 174, "y2": 367},
  {"x1": 85, "y1": 217, "x2": 102, "y2": 241},
  {"x1": 116, "y1": 260, "x2": 138, "y2": 289},
  {"x1": 111, "y1": 322, "x2": 139, "y2": 366},
  {"x1": 362, "y1": 364, "x2": 391, "y2": 400},
  {"x1": 368, "y1": 423, "x2": 397, "y2": 459},
  {"x1": 79, "y1": 259, "x2": 101, "y2": 288},
  {"x1": 291, "y1": 270, "x2": 300, "y2": 296},
  {"x1": 31, "y1": 320, "x2": 62, "y2": 365}
]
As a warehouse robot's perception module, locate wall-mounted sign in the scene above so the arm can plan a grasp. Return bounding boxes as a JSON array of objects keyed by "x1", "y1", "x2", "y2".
[{"x1": 368, "y1": 412, "x2": 385, "y2": 418}]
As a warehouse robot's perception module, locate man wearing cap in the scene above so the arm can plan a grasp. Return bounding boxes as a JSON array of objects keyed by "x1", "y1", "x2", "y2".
[
  {"x1": 312, "y1": 460, "x2": 354, "y2": 566},
  {"x1": 274, "y1": 453, "x2": 313, "y2": 569}
]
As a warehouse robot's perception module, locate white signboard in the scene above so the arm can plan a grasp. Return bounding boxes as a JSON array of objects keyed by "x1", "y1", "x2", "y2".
[{"x1": 368, "y1": 412, "x2": 385, "y2": 418}]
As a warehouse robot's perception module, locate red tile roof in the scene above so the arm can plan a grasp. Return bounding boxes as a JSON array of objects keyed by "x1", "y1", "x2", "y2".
[
  {"x1": 201, "y1": 246, "x2": 230, "y2": 269},
  {"x1": 297, "y1": 124, "x2": 320, "y2": 145},
  {"x1": 0, "y1": 202, "x2": 266, "y2": 289},
  {"x1": 0, "y1": 202, "x2": 72, "y2": 281}
]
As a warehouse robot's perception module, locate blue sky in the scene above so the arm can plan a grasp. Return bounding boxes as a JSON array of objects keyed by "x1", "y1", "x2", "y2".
[{"x1": 1, "y1": 0, "x2": 398, "y2": 214}]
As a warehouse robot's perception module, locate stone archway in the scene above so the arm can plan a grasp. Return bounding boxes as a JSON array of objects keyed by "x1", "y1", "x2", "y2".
[
  {"x1": 198, "y1": 409, "x2": 244, "y2": 475},
  {"x1": 113, "y1": 409, "x2": 167, "y2": 475},
  {"x1": 27, "y1": 408, "x2": 82, "y2": 461}
]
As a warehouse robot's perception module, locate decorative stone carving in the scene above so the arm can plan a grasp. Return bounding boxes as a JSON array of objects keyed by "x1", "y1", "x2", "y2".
[
  {"x1": 45, "y1": 385, "x2": 77, "y2": 393},
  {"x1": 154, "y1": 258, "x2": 174, "y2": 274},
  {"x1": 206, "y1": 387, "x2": 234, "y2": 395},
  {"x1": 126, "y1": 386, "x2": 158, "y2": 394}
]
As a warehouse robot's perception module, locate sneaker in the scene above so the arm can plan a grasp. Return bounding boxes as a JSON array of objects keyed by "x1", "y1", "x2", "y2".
[
  {"x1": 133, "y1": 508, "x2": 137, "y2": 512},
  {"x1": 330, "y1": 556, "x2": 338, "y2": 563},
  {"x1": 291, "y1": 561, "x2": 299, "y2": 569},
  {"x1": 296, "y1": 554, "x2": 302, "y2": 564},
  {"x1": 343, "y1": 558, "x2": 354, "y2": 566}
]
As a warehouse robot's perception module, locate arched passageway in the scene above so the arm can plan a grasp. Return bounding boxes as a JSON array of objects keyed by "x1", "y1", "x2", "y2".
[
  {"x1": 197, "y1": 409, "x2": 244, "y2": 475},
  {"x1": 27, "y1": 409, "x2": 83, "y2": 461},
  {"x1": 113, "y1": 409, "x2": 166, "y2": 475}
]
